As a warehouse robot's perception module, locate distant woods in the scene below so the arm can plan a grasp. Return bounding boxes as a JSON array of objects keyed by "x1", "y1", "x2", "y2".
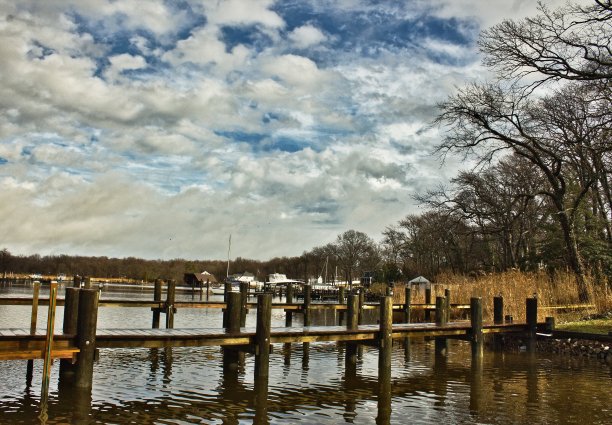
[{"x1": 1, "y1": 2, "x2": 610, "y2": 296}]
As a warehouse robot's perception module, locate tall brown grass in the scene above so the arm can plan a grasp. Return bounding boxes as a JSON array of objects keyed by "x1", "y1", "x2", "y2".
[{"x1": 389, "y1": 270, "x2": 611, "y2": 323}]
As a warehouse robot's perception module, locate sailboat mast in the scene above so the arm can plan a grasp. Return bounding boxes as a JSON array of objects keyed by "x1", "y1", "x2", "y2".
[{"x1": 226, "y1": 234, "x2": 231, "y2": 278}]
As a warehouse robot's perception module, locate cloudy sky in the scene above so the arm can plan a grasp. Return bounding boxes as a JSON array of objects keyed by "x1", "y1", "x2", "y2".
[{"x1": 0, "y1": 0, "x2": 573, "y2": 261}]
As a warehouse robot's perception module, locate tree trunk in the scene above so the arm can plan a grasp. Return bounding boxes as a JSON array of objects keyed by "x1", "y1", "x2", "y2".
[{"x1": 557, "y1": 211, "x2": 590, "y2": 301}]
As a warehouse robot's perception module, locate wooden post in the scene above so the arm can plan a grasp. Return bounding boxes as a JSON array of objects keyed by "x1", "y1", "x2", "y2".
[
  {"x1": 26, "y1": 281, "x2": 40, "y2": 384},
  {"x1": 303, "y1": 284, "x2": 312, "y2": 327},
  {"x1": 435, "y1": 296, "x2": 448, "y2": 355},
  {"x1": 255, "y1": 294, "x2": 272, "y2": 378},
  {"x1": 83, "y1": 277, "x2": 92, "y2": 289},
  {"x1": 75, "y1": 289, "x2": 99, "y2": 389},
  {"x1": 73, "y1": 275, "x2": 82, "y2": 288},
  {"x1": 493, "y1": 295, "x2": 504, "y2": 351},
  {"x1": 152, "y1": 279, "x2": 162, "y2": 329},
  {"x1": 224, "y1": 281, "x2": 232, "y2": 302},
  {"x1": 404, "y1": 287, "x2": 411, "y2": 323},
  {"x1": 206, "y1": 279, "x2": 210, "y2": 301},
  {"x1": 338, "y1": 286, "x2": 346, "y2": 325},
  {"x1": 240, "y1": 281, "x2": 249, "y2": 328},
  {"x1": 226, "y1": 292, "x2": 242, "y2": 334},
  {"x1": 165, "y1": 280, "x2": 176, "y2": 329},
  {"x1": 425, "y1": 286, "x2": 432, "y2": 322},
  {"x1": 285, "y1": 283, "x2": 293, "y2": 327},
  {"x1": 444, "y1": 288, "x2": 451, "y2": 321},
  {"x1": 470, "y1": 297, "x2": 483, "y2": 358},
  {"x1": 41, "y1": 283, "x2": 58, "y2": 402},
  {"x1": 493, "y1": 296, "x2": 504, "y2": 324},
  {"x1": 545, "y1": 316, "x2": 555, "y2": 332},
  {"x1": 358, "y1": 289, "x2": 365, "y2": 325},
  {"x1": 378, "y1": 296, "x2": 393, "y2": 391},
  {"x1": 59, "y1": 287, "x2": 80, "y2": 380},
  {"x1": 526, "y1": 297, "x2": 538, "y2": 353}
]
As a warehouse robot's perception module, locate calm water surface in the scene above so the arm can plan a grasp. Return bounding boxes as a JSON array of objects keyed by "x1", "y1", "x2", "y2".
[{"x1": 0, "y1": 284, "x2": 610, "y2": 424}]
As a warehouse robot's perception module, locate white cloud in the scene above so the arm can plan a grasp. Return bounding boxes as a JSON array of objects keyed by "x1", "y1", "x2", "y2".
[{"x1": 288, "y1": 25, "x2": 327, "y2": 48}]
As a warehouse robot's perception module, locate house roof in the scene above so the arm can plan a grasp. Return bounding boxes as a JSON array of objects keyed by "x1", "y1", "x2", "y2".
[{"x1": 408, "y1": 275, "x2": 430, "y2": 284}]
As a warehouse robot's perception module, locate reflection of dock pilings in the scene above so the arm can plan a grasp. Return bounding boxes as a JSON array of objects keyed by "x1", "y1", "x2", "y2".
[{"x1": 0, "y1": 280, "x2": 552, "y2": 423}]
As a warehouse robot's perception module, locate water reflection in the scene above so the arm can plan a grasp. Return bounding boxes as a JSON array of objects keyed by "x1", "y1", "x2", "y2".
[{"x1": 1, "y1": 283, "x2": 611, "y2": 424}]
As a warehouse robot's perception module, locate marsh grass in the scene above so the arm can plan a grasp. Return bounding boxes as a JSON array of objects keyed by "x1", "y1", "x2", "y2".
[{"x1": 388, "y1": 270, "x2": 611, "y2": 323}]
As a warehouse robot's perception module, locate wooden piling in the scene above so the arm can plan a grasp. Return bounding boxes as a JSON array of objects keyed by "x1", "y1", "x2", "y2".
[
  {"x1": 545, "y1": 316, "x2": 555, "y2": 332},
  {"x1": 73, "y1": 275, "x2": 82, "y2": 288},
  {"x1": 303, "y1": 284, "x2": 312, "y2": 327},
  {"x1": 425, "y1": 287, "x2": 432, "y2": 322},
  {"x1": 226, "y1": 292, "x2": 242, "y2": 334},
  {"x1": 404, "y1": 287, "x2": 411, "y2": 323},
  {"x1": 166, "y1": 280, "x2": 176, "y2": 329},
  {"x1": 240, "y1": 281, "x2": 248, "y2": 328},
  {"x1": 41, "y1": 283, "x2": 58, "y2": 402},
  {"x1": 493, "y1": 296, "x2": 504, "y2": 351},
  {"x1": 379, "y1": 296, "x2": 393, "y2": 382},
  {"x1": 493, "y1": 296, "x2": 504, "y2": 324},
  {"x1": 470, "y1": 297, "x2": 483, "y2": 358},
  {"x1": 435, "y1": 296, "x2": 448, "y2": 355},
  {"x1": 75, "y1": 289, "x2": 99, "y2": 389},
  {"x1": 83, "y1": 277, "x2": 92, "y2": 289},
  {"x1": 285, "y1": 283, "x2": 293, "y2": 327},
  {"x1": 358, "y1": 289, "x2": 365, "y2": 325},
  {"x1": 224, "y1": 281, "x2": 232, "y2": 302},
  {"x1": 255, "y1": 294, "x2": 272, "y2": 378},
  {"x1": 59, "y1": 287, "x2": 80, "y2": 379},
  {"x1": 338, "y1": 286, "x2": 346, "y2": 326},
  {"x1": 26, "y1": 281, "x2": 40, "y2": 384},
  {"x1": 152, "y1": 279, "x2": 162, "y2": 329},
  {"x1": 444, "y1": 288, "x2": 451, "y2": 321},
  {"x1": 526, "y1": 297, "x2": 538, "y2": 353}
]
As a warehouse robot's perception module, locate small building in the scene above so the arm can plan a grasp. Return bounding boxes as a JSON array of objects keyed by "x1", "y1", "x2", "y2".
[
  {"x1": 408, "y1": 275, "x2": 430, "y2": 293},
  {"x1": 184, "y1": 271, "x2": 217, "y2": 288}
]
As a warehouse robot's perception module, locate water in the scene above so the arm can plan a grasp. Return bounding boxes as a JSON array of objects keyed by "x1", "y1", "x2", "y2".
[{"x1": 1, "y1": 284, "x2": 611, "y2": 424}]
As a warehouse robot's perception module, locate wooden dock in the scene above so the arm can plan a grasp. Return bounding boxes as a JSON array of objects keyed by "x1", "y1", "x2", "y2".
[{"x1": 0, "y1": 279, "x2": 548, "y2": 407}]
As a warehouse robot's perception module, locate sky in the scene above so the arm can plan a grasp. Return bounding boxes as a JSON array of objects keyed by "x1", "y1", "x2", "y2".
[{"x1": 0, "y1": 0, "x2": 574, "y2": 261}]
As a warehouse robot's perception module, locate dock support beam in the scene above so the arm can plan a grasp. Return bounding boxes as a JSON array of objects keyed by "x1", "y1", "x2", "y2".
[
  {"x1": 223, "y1": 292, "x2": 243, "y2": 373},
  {"x1": 165, "y1": 280, "x2": 176, "y2": 329},
  {"x1": 285, "y1": 283, "x2": 293, "y2": 327},
  {"x1": 59, "y1": 287, "x2": 80, "y2": 381},
  {"x1": 152, "y1": 279, "x2": 162, "y2": 329},
  {"x1": 377, "y1": 296, "x2": 393, "y2": 424},
  {"x1": 345, "y1": 294, "x2": 359, "y2": 373},
  {"x1": 470, "y1": 297, "x2": 483, "y2": 359},
  {"x1": 75, "y1": 289, "x2": 99, "y2": 389},
  {"x1": 240, "y1": 282, "x2": 249, "y2": 327},
  {"x1": 26, "y1": 281, "x2": 40, "y2": 385},
  {"x1": 255, "y1": 294, "x2": 272, "y2": 379},
  {"x1": 338, "y1": 286, "x2": 346, "y2": 325},
  {"x1": 526, "y1": 296, "x2": 538, "y2": 353},
  {"x1": 425, "y1": 286, "x2": 432, "y2": 322},
  {"x1": 303, "y1": 285, "x2": 311, "y2": 327},
  {"x1": 493, "y1": 296, "x2": 504, "y2": 350},
  {"x1": 435, "y1": 296, "x2": 448, "y2": 355}
]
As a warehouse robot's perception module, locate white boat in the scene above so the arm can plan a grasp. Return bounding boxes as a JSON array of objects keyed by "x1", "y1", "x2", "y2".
[{"x1": 267, "y1": 273, "x2": 303, "y2": 285}]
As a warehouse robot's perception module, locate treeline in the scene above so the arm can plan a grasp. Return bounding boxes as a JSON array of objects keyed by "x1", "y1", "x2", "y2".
[{"x1": 1, "y1": 2, "x2": 610, "y2": 296}]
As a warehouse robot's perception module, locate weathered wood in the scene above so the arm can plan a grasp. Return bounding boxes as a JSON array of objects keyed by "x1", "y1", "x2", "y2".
[
  {"x1": 470, "y1": 297, "x2": 483, "y2": 358},
  {"x1": 358, "y1": 289, "x2": 365, "y2": 325},
  {"x1": 255, "y1": 294, "x2": 272, "y2": 378},
  {"x1": 75, "y1": 289, "x2": 99, "y2": 389},
  {"x1": 224, "y1": 281, "x2": 232, "y2": 302},
  {"x1": 59, "y1": 287, "x2": 80, "y2": 379},
  {"x1": 545, "y1": 316, "x2": 555, "y2": 332},
  {"x1": 152, "y1": 279, "x2": 162, "y2": 329},
  {"x1": 404, "y1": 287, "x2": 411, "y2": 324},
  {"x1": 83, "y1": 277, "x2": 92, "y2": 289},
  {"x1": 338, "y1": 286, "x2": 346, "y2": 326},
  {"x1": 285, "y1": 283, "x2": 293, "y2": 327},
  {"x1": 166, "y1": 280, "x2": 176, "y2": 329},
  {"x1": 73, "y1": 275, "x2": 82, "y2": 288},
  {"x1": 444, "y1": 288, "x2": 451, "y2": 321},
  {"x1": 240, "y1": 281, "x2": 249, "y2": 328},
  {"x1": 493, "y1": 296, "x2": 504, "y2": 350},
  {"x1": 526, "y1": 297, "x2": 538, "y2": 353},
  {"x1": 26, "y1": 282, "x2": 40, "y2": 384},
  {"x1": 435, "y1": 296, "x2": 448, "y2": 355},
  {"x1": 41, "y1": 283, "x2": 58, "y2": 401},
  {"x1": 303, "y1": 285, "x2": 312, "y2": 327},
  {"x1": 226, "y1": 292, "x2": 242, "y2": 334},
  {"x1": 425, "y1": 287, "x2": 432, "y2": 322}
]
